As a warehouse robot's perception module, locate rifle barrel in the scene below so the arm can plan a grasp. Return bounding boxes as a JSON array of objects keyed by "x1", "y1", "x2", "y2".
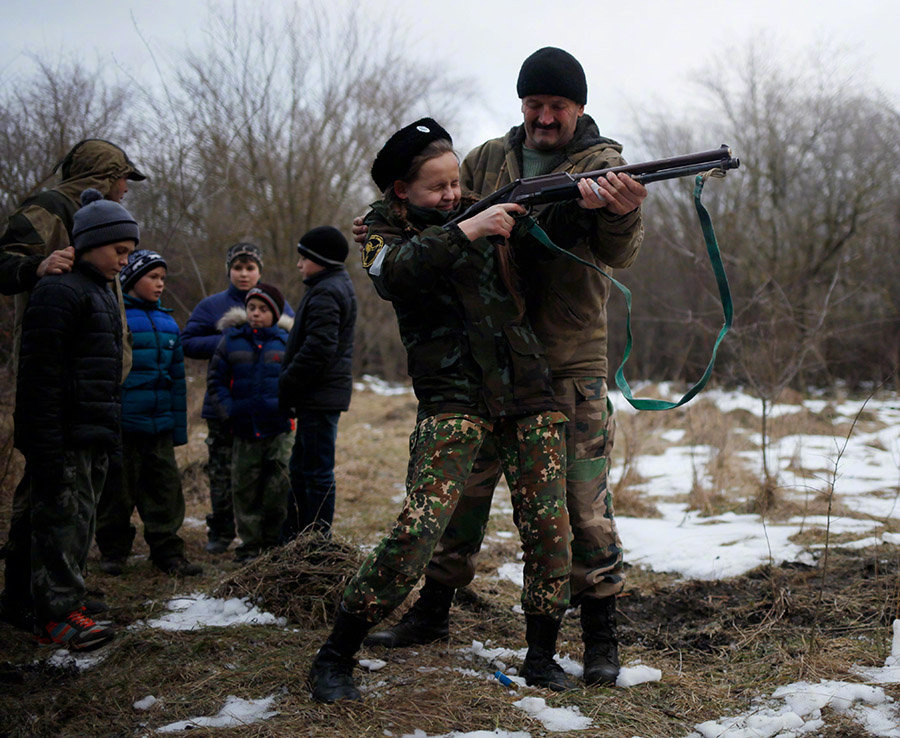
[{"x1": 451, "y1": 146, "x2": 740, "y2": 222}]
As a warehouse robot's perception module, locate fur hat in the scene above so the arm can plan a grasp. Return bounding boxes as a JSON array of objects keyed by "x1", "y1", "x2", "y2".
[
  {"x1": 119, "y1": 249, "x2": 167, "y2": 292},
  {"x1": 245, "y1": 282, "x2": 285, "y2": 320},
  {"x1": 516, "y1": 47, "x2": 587, "y2": 105},
  {"x1": 297, "y1": 226, "x2": 348, "y2": 268},
  {"x1": 72, "y1": 188, "x2": 140, "y2": 253},
  {"x1": 371, "y1": 118, "x2": 453, "y2": 192}
]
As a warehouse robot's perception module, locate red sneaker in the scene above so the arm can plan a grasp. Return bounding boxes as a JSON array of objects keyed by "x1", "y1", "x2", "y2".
[{"x1": 42, "y1": 608, "x2": 114, "y2": 651}]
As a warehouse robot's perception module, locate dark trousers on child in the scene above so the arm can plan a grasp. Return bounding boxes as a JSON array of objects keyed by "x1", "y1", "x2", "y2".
[
  {"x1": 95, "y1": 431, "x2": 186, "y2": 566},
  {"x1": 283, "y1": 410, "x2": 340, "y2": 539},
  {"x1": 232, "y1": 432, "x2": 291, "y2": 557},
  {"x1": 204, "y1": 418, "x2": 235, "y2": 545},
  {"x1": 3, "y1": 445, "x2": 108, "y2": 625}
]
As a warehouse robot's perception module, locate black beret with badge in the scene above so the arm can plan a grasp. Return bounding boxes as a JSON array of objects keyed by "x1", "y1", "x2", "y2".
[{"x1": 370, "y1": 117, "x2": 453, "y2": 193}]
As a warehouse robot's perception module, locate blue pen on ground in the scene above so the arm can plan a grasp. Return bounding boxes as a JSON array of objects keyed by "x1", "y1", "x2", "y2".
[{"x1": 494, "y1": 670, "x2": 515, "y2": 688}]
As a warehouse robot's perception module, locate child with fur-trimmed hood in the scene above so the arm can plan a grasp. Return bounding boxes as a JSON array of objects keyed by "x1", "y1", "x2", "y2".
[{"x1": 206, "y1": 283, "x2": 294, "y2": 562}]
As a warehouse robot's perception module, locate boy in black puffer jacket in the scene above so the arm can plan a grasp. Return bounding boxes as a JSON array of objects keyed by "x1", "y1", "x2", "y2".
[
  {"x1": 207, "y1": 283, "x2": 294, "y2": 563},
  {"x1": 278, "y1": 226, "x2": 357, "y2": 539},
  {"x1": 14, "y1": 188, "x2": 137, "y2": 651}
]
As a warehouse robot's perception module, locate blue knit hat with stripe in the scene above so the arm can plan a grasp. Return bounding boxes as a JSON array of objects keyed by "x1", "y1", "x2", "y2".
[{"x1": 119, "y1": 249, "x2": 167, "y2": 291}]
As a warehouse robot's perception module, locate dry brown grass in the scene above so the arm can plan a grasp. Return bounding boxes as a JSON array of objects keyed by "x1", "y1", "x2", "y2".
[{"x1": 2, "y1": 379, "x2": 900, "y2": 736}]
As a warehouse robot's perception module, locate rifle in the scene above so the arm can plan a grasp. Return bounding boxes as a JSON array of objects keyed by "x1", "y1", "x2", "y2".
[{"x1": 450, "y1": 145, "x2": 739, "y2": 224}]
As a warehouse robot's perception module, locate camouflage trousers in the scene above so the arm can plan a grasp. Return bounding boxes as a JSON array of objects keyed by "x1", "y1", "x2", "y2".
[
  {"x1": 343, "y1": 411, "x2": 571, "y2": 624},
  {"x1": 3, "y1": 446, "x2": 108, "y2": 624},
  {"x1": 205, "y1": 419, "x2": 235, "y2": 543},
  {"x1": 426, "y1": 377, "x2": 624, "y2": 603},
  {"x1": 95, "y1": 432, "x2": 186, "y2": 564},
  {"x1": 232, "y1": 432, "x2": 292, "y2": 556}
]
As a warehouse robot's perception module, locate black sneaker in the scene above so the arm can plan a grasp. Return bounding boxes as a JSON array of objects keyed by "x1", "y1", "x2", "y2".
[
  {"x1": 205, "y1": 539, "x2": 231, "y2": 555},
  {"x1": 99, "y1": 557, "x2": 125, "y2": 576},
  {"x1": 156, "y1": 557, "x2": 203, "y2": 577}
]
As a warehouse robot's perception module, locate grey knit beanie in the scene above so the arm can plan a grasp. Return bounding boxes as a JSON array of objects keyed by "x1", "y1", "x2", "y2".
[{"x1": 72, "y1": 188, "x2": 140, "y2": 253}]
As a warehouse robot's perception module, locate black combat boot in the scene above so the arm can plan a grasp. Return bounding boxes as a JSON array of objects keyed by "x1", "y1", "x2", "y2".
[
  {"x1": 581, "y1": 595, "x2": 620, "y2": 686},
  {"x1": 308, "y1": 606, "x2": 372, "y2": 703},
  {"x1": 521, "y1": 614, "x2": 577, "y2": 691},
  {"x1": 364, "y1": 578, "x2": 454, "y2": 648}
]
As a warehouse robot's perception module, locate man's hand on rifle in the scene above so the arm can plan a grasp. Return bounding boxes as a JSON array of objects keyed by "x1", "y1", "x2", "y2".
[{"x1": 577, "y1": 172, "x2": 647, "y2": 215}]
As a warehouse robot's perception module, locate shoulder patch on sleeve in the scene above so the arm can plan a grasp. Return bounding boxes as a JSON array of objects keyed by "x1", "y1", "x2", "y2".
[{"x1": 361, "y1": 234, "x2": 385, "y2": 269}]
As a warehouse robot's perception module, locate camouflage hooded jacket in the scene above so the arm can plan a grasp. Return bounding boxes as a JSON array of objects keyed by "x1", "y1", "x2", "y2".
[
  {"x1": 0, "y1": 141, "x2": 141, "y2": 374},
  {"x1": 362, "y1": 199, "x2": 556, "y2": 420},
  {"x1": 460, "y1": 114, "x2": 643, "y2": 380}
]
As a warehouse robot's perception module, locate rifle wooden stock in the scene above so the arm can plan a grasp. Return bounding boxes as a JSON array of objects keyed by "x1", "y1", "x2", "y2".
[{"x1": 451, "y1": 145, "x2": 740, "y2": 224}]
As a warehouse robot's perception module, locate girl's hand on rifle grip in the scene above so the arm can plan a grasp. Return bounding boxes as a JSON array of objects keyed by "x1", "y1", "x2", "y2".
[
  {"x1": 457, "y1": 203, "x2": 526, "y2": 242},
  {"x1": 578, "y1": 172, "x2": 648, "y2": 215}
]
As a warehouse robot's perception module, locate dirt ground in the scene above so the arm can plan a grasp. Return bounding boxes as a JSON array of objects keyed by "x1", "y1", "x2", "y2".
[{"x1": 1, "y1": 384, "x2": 899, "y2": 737}]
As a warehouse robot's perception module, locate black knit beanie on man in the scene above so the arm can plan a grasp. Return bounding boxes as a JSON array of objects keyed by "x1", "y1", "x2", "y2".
[
  {"x1": 297, "y1": 226, "x2": 349, "y2": 269},
  {"x1": 226, "y1": 242, "x2": 263, "y2": 273},
  {"x1": 370, "y1": 117, "x2": 453, "y2": 193},
  {"x1": 245, "y1": 282, "x2": 285, "y2": 321},
  {"x1": 516, "y1": 47, "x2": 587, "y2": 105},
  {"x1": 72, "y1": 188, "x2": 140, "y2": 254},
  {"x1": 120, "y1": 249, "x2": 166, "y2": 292}
]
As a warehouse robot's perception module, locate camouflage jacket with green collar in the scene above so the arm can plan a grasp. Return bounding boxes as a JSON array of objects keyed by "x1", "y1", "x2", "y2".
[
  {"x1": 460, "y1": 114, "x2": 643, "y2": 380},
  {"x1": 361, "y1": 199, "x2": 556, "y2": 420},
  {"x1": 0, "y1": 162, "x2": 133, "y2": 375}
]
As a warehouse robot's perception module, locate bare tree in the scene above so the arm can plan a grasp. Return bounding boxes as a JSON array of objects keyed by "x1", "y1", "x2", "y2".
[
  {"x1": 125, "y1": 1, "x2": 467, "y2": 377},
  {"x1": 0, "y1": 57, "x2": 134, "y2": 220},
  {"x1": 624, "y1": 38, "x2": 900, "y2": 503}
]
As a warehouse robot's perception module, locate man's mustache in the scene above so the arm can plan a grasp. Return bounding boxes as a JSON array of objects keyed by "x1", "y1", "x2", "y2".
[{"x1": 533, "y1": 122, "x2": 560, "y2": 131}]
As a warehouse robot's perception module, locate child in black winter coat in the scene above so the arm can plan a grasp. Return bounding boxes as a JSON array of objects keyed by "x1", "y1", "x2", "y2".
[
  {"x1": 13, "y1": 189, "x2": 137, "y2": 651},
  {"x1": 278, "y1": 226, "x2": 357, "y2": 539}
]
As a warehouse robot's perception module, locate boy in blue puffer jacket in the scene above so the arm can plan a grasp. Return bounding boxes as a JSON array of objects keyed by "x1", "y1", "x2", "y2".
[
  {"x1": 206, "y1": 283, "x2": 293, "y2": 563},
  {"x1": 95, "y1": 250, "x2": 202, "y2": 577}
]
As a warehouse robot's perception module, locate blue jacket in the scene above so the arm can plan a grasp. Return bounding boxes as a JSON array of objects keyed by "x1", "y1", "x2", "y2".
[
  {"x1": 121, "y1": 294, "x2": 188, "y2": 445},
  {"x1": 181, "y1": 282, "x2": 294, "y2": 420},
  {"x1": 206, "y1": 307, "x2": 293, "y2": 440}
]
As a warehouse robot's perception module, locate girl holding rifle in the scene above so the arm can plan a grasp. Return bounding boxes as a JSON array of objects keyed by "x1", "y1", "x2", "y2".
[{"x1": 308, "y1": 118, "x2": 575, "y2": 702}]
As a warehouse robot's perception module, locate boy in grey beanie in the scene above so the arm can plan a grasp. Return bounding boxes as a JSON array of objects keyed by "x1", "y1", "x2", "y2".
[{"x1": 12, "y1": 187, "x2": 138, "y2": 651}]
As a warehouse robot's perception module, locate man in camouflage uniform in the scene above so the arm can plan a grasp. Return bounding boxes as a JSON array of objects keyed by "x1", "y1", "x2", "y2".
[
  {"x1": 365, "y1": 48, "x2": 647, "y2": 687},
  {"x1": 309, "y1": 119, "x2": 575, "y2": 703},
  {"x1": 0, "y1": 139, "x2": 145, "y2": 633}
]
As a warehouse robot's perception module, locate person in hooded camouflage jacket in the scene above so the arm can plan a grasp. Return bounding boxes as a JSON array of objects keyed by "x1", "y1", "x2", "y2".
[{"x1": 308, "y1": 118, "x2": 576, "y2": 704}]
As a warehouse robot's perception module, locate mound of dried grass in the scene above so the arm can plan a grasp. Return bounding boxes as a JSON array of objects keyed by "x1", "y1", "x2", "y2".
[{"x1": 214, "y1": 531, "x2": 364, "y2": 627}]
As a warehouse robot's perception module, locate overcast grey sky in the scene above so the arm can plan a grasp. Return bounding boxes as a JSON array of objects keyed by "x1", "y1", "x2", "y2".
[{"x1": 2, "y1": 0, "x2": 897, "y2": 155}]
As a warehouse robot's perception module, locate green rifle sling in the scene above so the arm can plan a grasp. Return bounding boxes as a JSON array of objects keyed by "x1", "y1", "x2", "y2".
[{"x1": 523, "y1": 172, "x2": 733, "y2": 411}]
